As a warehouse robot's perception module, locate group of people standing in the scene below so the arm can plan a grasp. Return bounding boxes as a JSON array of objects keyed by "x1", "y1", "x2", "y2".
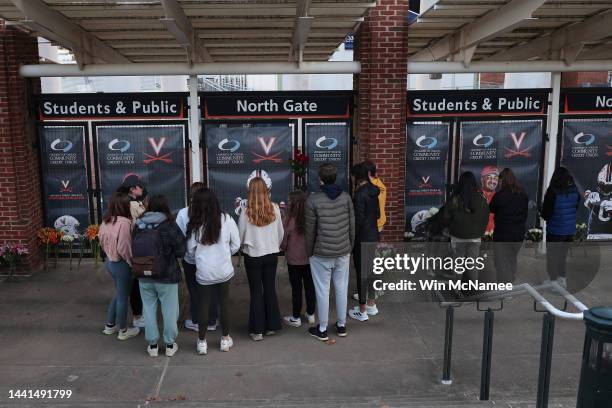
[
  {"x1": 98, "y1": 161, "x2": 387, "y2": 356},
  {"x1": 441, "y1": 166, "x2": 580, "y2": 287}
]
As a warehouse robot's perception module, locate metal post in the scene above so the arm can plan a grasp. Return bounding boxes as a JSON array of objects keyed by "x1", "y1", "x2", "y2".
[
  {"x1": 480, "y1": 308, "x2": 494, "y2": 400},
  {"x1": 442, "y1": 306, "x2": 455, "y2": 385},
  {"x1": 542, "y1": 71, "x2": 561, "y2": 246},
  {"x1": 536, "y1": 313, "x2": 556, "y2": 408},
  {"x1": 188, "y1": 74, "x2": 202, "y2": 183}
]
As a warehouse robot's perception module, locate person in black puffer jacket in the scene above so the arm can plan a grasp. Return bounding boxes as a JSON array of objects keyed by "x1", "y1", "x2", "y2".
[
  {"x1": 349, "y1": 163, "x2": 380, "y2": 322},
  {"x1": 489, "y1": 168, "x2": 528, "y2": 284},
  {"x1": 133, "y1": 195, "x2": 186, "y2": 358}
]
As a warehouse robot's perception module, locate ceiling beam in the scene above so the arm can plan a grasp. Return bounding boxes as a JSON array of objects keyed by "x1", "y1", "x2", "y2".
[
  {"x1": 290, "y1": 0, "x2": 313, "y2": 62},
  {"x1": 10, "y1": 0, "x2": 129, "y2": 65},
  {"x1": 579, "y1": 41, "x2": 612, "y2": 60},
  {"x1": 487, "y1": 9, "x2": 612, "y2": 62},
  {"x1": 408, "y1": 0, "x2": 546, "y2": 65},
  {"x1": 160, "y1": 0, "x2": 212, "y2": 64}
]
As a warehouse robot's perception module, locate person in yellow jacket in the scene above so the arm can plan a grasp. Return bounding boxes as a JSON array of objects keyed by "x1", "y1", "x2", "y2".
[{"x1": 363, "y1": 160, "x2": 386, "y2": 232}]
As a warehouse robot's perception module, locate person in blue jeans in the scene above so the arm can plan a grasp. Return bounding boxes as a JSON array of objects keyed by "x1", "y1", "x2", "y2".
[
  {"x1": 134, "y1": 195, "x2": 186, "y2": 357},
  {"x1": 98, "y1": 192, "x2": 140, "y2": 341},
  {"x1": 541, "y1": 167, "x2": 580, "y2": 287},
  {"x1": 304, "y1": 164, "x2": 355, "y2": 341}
]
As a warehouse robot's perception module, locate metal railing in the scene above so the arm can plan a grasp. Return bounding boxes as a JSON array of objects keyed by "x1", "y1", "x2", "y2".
[{"x1": 438, "y1": 282, "x2": 588, "y2": 408}]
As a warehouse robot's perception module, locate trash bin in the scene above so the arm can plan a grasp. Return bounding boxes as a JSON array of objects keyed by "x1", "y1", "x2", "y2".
[{"x1": 576, "y1": 307, "x2": 612, "y2": 408}]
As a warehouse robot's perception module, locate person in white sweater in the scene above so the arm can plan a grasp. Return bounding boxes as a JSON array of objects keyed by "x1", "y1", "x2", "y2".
[
  {"x1": 186, "y1": 188, "x2": 240, "y2": 355},
  {"x1": 238, "y1": 177, "x2": 284, "y2": 341}
]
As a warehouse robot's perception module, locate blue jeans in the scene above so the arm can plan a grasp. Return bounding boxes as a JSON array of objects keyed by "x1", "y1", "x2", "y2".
[
  {"x1": 309, "y1": 254, "x2": 350, "y2": 332},
  {"x1": 105, "y1": 260, "x2": 133, "y2": 330},
  {"x1": 139, "y1": 281, "x2": 179, "y2": 346}
]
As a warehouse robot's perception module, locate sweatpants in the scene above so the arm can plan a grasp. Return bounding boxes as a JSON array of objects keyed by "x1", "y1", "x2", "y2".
[
  {"x1": 310, "y1": 254, "x2": 350, "y2": 332},
  {"x1": 139, "y1": 281, "x2": 179, "y2": 346}
]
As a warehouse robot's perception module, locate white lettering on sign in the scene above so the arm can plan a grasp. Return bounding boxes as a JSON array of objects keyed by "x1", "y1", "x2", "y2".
[
  {"x1": 42, "y1": 100, "x2": 178, "y2": 116},
  {"x1": 596, "y1": 96, "x2": 612, "y2": 108},
  {"x1": 236, "y1": 99, "x2": 318, "y2": 113},
  {"x1": 497, "y1": 96, "x2": 541, "y2": 111}
]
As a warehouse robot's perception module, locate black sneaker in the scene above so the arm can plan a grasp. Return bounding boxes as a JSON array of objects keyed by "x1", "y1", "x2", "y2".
[
  {"x1": 308, "y1": 326, "x2": 329, "y2": 341},
  {"x1": 335, "y1": 322, "x2": 347, "y2": 337}
]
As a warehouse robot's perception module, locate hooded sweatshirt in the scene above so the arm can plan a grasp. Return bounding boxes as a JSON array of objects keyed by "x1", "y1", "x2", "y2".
[
  {"x1": 370, "y1": 177, "x2": 387, "y2": 231},
  {"x1": 353, "y1": 182, "x2": 380, "y2": 243},
  {"x1": 133, "y1": 212, "x2": 186, "y2": 284}
]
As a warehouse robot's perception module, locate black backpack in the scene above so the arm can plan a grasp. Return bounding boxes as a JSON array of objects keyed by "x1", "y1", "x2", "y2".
[{"x1": 131, "y1": 225, "x2": 165, "y2": 278}]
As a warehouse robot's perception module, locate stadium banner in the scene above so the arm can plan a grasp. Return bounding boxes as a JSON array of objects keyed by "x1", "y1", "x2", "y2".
[
  {"x1": 205, "y1": 122, "x2": 293, "y2": 219},
  {"x1": 94, "y1": 123, "x2": 187, "y2": 214},
  {"x1": 560, "y1": 118, "x2": 612, "y2": 240},
  {"x1": 405, "y1": 122, "x2": 450, "y2": 236},
  {"x1": 39, "y1": 125, "x2": 90, "y2": 235},
  {"x1": 458, "y1": 119, "x2": 544, "y2": 232},
  {"x1": 304, "y1": 122, "x2": 350, "y2": 192}
]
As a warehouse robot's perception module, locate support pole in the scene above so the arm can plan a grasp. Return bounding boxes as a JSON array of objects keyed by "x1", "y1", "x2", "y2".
[
  {"x1": 188, "y1": 74, "x2": 202, "y2": 183},
  {"x1": 536, "y1": 313, "x2": 556, "y2": 408},
  {"x1": 480, "y1": 308, "x2": 494, "y2": 400},
  {"x1": 542, "y1": 72, "x2": 562, "y2": 245},
  {"x1": 442, "y1": 306, "x2": 455, "y2": 385}
]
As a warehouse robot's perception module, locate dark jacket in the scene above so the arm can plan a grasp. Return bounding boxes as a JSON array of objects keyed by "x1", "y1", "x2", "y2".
[
  {"x1": 442, "y1": 192, "x2": 489, "y2": 239},
  {"x1": 541, "y1": 185, "x2": 580, "y2": 236},
  {"x1": 353, "y1": 182, "x2": 380, "y2": 243},
  {"x1": 489, "y1": 189, "x2": 529, "y2": 242},
  {"x1": 305, "y1": 184, "x2": 355, "y2": 258},
  {"x1": 134, "y1": 212, "x2": 186, "y2": 284}
]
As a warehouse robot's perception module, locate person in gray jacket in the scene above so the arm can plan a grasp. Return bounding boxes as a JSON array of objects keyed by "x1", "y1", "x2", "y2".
[{"x1": 305, "y1": 164, "x2": 355, "y2": 341}]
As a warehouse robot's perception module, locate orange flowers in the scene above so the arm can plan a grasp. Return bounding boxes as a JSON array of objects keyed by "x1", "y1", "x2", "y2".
[
  {"x1": 86, "y1": 224, "x2": 100, "y2": 242},
  {"x1": 36, "y1": 227, "x2": 64, "y2": 246}
]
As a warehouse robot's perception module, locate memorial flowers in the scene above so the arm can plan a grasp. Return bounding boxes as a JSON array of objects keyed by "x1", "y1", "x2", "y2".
[
  {"x1": 86, "y1": 224, "x2": 101, "y2": 263},
  {"x1": 0, "y1": 243, "x2": 28, "y2": 279},
  {"x1": 62, "y1": 234, "x2": 76, "y2": 270},
  {"x1": 290, "y1": 148, "x2": 309, "y2": 190},
  {"x1": 36, "y1": 227, "x2": 64, "y2": 270},
  {"x1": 526, "y1": 228, "x2": 543, "y2": 243}
]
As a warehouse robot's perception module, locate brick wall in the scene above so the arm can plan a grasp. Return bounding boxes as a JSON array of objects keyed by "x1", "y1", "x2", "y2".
[
  {"x1": 354, "y1": 0, "x2": 409, "y2": 242},
  {"x1": 562, "y1": 72, "x2": 610, "y2": 87},
  {"x1": 479, "y1": 73, "x2": 505, "y2": 89},
  {"x1": 0, "y1": 22, "x2": 43, "y2": 271}
]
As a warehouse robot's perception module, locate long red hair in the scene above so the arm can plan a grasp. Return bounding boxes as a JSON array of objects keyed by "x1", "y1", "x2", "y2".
[{"x1": 246, "y1": 177, "x2": 276, "y2": 227}]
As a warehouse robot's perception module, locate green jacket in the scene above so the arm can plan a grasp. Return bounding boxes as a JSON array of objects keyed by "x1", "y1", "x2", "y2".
[{"x1": 442, "y1": 193, "x2": 489, "y2": 239}]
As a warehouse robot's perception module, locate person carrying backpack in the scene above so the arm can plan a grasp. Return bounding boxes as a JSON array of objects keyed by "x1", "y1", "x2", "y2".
[{"x1": 132, "y1": 195, "x2": 186, "y2": 357}]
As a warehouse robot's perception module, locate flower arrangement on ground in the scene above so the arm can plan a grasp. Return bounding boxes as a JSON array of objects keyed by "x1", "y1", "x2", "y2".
[
  {"x1": 0, "y1": 243, "x2": 29, "y2": 279},
  {"x1": 526, "y1": 228, "x2": 543, "y2": 243},
  {"x1": 86, "y1": 224, "x2": 101, "y2": 263},
  {"x1": 36, "y1": 227, "x2": 64, "y2": 270}
]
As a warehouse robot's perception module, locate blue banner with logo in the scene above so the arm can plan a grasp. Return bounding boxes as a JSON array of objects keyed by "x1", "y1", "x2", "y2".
[
  {"x1": 304, "y1": 122, "x2": 350, "y2": 192},
  {"x1": 205, "y1": 123, "x2": 293, "y2": 219},
  {"x1": 459, "y1": 119, "x2": 544, "y2": 232},
  {"x1": 39, "y1": 125, "x2": 90, "y2": 235},
  {"x1": 560, "y1": 118, "x2": 612, "y2": 240},
  {"x1": 405, "y1": 122, "x2": 450, "y2": 236},
  {"x1": 94, "y1": 123, "x2": 187, "y2": 214}
]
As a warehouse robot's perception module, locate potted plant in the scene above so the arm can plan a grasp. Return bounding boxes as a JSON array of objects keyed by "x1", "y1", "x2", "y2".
[{"x1": 0, "y1": 243, "x2": 28, "y2": 281}]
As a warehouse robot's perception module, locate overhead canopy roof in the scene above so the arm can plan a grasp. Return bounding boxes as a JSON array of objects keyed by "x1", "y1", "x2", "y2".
[
  {"x1": 0, "y1": 0, "x2": 373, "y2": 64},
  {"x1": 408, "y1": 0, "x2": 612, "y2": 66}
]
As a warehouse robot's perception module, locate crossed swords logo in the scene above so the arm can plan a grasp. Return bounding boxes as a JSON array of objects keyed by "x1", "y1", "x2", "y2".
[
  {"x1": 144, "y1": 137, "x2": 173, "y2": 164},
  {"x1": 253, "y1": 137, "x2": 283, "y2": 164},
  {"x1": 504, "y1": 132, "x2": 532, "y2": 158},
  {"x1": 60, "y1": 180, "x2": 72, "y2": 193}
]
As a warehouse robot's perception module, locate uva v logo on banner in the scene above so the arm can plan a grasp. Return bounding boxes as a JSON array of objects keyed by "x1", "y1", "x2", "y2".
[{"x1": 144, "y1": 137, "x2": 172, "y2": 164}]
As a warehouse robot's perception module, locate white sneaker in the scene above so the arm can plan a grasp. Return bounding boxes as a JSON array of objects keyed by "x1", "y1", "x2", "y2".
[
  {"x1": 366, "y1": 304, "x2": 379, "y2": 316},
  {"x1": 306, "y1": 313, "x2": 316, "y2": 325},
  {"x1": 349, "y1": 309, "x2": 369, "y2": 322},
  {"x1": 147, "y1": 345, "x2": 158, "y2": 357},
  {"x1": 220, "y1": 336, "x2": 234, "y2": 352},
  {"x1": 165, "y1": 342, "x2": 179, "y2": 357},
  {"x1": 196, "y1": 339, "x2": 208, "y2": 355},
  {"x1": 117, "y1": 327, "x2": 140, "y2": 340},
  {"x1": 102, "y1": 325, "x2": 118, "y2": 335},
  {"x1": 132, "y1": 316, "x2": 145, "y2": 328},
  {"x1": 207, "y1": 319, "x2": 219, "y2": 331},
  {"x1": 185, "y1": 319, "x2": 199, "y2": 332},
  {"x1": 283, "y1": 316, "x2": 302, "y2": 327},
  {"x1": 250, "y1": 333, "x2": 264, "y2": 341}
]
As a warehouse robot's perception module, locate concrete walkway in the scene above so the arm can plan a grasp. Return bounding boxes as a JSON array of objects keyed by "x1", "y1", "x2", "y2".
[{"x1": 0, "y1": 256, "x2": 609, "y2": 407}]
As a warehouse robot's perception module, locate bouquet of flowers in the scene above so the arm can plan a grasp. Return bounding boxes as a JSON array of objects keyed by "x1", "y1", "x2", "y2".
[
  {"x1": 0, "y1": 243, "x2": 28, "y2": 279},
  {"x1": 62, "y1": 234, "x2": 77, "y2": 270},
  {"x1": 575, "y1": 223, "x2": 587, "y2": 242},
  {"x1": 482, "y1": 231, "x2": 493, "y2": 242},
  {"x1": 36, "y1": 227, "x2": 64, "y2": 270},
  {"x1": 404, "y1": 231, "x2": 415, "y2": 242},
  {"x1": 290, "y1": 148, "x2": 309, "y2": 190},
  {"x1": 526, "y1": 228, "x2": 543, "y2": 243},
  {"x1": 86, "y1": 224, "x2": 101, "y2": 263}
]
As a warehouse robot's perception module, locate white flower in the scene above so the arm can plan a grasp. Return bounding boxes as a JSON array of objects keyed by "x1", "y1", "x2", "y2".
[
  {"x1": 62, "y1": 235, "x2": 75, "y2": 243},
  {"x1": 428, "y1": 207, "x2": 439, "y2": 216}
]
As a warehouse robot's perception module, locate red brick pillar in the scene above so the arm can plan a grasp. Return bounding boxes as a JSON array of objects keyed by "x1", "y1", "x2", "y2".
[
  {"x1": 0, "y1": 23, "x2": 43, "y2": 271},
  {"x1": 562, "y1": 72, "x2": 610, "y2": 87},
  {"x1": 354, "y1": 0, "x2": 409, "y2": 242}
]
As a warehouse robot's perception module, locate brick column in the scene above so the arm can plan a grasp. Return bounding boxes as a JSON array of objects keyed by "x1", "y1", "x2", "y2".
[
  {"x1": 354, "y1": 0, "x2": 409, "y2": 242},
  {"x1": 0, "y1": 23, "x2": 43, "y2": 271},
  {"x1": 562, "y1": 72, "x2": 609, "y2": 87}
]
